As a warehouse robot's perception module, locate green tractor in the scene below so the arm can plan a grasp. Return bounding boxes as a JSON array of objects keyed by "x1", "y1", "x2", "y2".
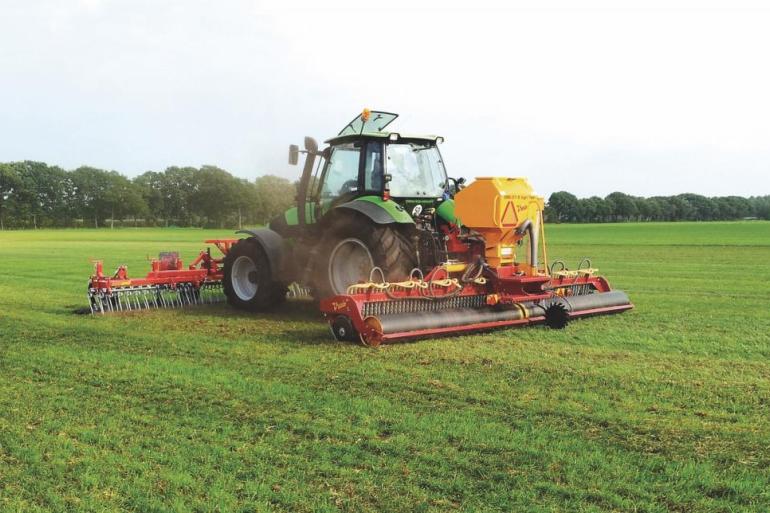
[{"x1": 222, "y1": 110, "x2": 463, "y2": 310}]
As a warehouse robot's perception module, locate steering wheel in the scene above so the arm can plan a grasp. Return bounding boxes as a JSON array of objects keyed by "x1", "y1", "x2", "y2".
[
  {"x1": 338, "y1": 179, "x2": 359, "y2": 195},
  {"x1": 444, "y1": 177, "x2": 466, "y2": 197}
]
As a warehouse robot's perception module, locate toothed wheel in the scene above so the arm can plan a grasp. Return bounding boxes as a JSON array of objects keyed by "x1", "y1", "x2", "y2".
[
  {"x1": 330, "y1": 316, "x2": 357, "y2": 342},
  {"x1": 545, "y1": 303, "x2": 570, "y2": 329}
]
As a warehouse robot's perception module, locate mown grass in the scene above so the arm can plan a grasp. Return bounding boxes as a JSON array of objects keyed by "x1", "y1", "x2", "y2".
[{"x1": 1, "y1": 222, "x2": 769, "y2": 512}]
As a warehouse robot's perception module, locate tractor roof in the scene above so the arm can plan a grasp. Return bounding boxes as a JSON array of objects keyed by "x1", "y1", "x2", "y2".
[
  {"x1": 325, "y1": 132, "x2": 444, "y2": 145},
  {"x1": 329, "y1": 109, "x2": 443, "y2": 146}
]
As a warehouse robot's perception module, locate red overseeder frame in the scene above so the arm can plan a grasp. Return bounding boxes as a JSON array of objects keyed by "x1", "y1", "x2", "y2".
[
  {"x1": 89, "y1": 239, "x2": 236, "y2": 295},
  {"x1": 320, "y1": 268, "x2": 633, "y2": 345}
]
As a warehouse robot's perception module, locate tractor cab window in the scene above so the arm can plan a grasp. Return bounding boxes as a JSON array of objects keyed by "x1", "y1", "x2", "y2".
[
  {"x1": 364, "y1": 142, "x2": 384, "y2": 192},
  {"x1": 386, "y1": 142, "x2": 447, "y2": 198},
  {"x1": 321, "y1": 143, "x2": 361, "y2": 199}
]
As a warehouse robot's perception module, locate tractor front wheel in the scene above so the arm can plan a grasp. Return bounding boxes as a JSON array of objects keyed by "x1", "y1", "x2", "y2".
[{"x1": 223, "y1": 238, "x2": 284, "y2": 311}]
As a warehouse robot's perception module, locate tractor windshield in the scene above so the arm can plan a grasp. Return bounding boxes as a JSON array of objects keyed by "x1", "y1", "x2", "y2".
[
  {"x1": 338, "y1": 111, "x2": 398, "y2": 136},
  {"x1": 386, "y1": 142, "x2": 447, "y2": 198}
]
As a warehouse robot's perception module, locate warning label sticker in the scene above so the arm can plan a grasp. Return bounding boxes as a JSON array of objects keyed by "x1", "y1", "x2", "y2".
[{"x1": 501, "y1": 201, "x2": 517, "y2": 226}]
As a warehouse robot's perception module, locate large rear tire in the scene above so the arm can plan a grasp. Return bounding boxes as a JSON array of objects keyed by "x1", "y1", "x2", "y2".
[
  {"x1": 223, "y1": 238, "x2": 283, "y2": 311},
  {"x1": 315, "y1": 217, "x2": 416, "y2": 299}
]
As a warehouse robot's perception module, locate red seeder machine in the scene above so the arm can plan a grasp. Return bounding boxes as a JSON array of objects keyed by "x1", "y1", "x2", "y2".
[{"x1": 316, "y1": 177, "x2": 632, "y2": 346}]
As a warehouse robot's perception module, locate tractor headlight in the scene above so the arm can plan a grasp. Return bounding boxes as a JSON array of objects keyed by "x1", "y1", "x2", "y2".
[{"x1": 500, "y1": 246, "x2": 513, "y2": 258}]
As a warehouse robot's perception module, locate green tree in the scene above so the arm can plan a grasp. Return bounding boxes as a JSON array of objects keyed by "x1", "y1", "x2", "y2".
[
  {"x1": 547, "y1": 191, "x2": 579, "y2": 223},
  {"x1": 2, "y1": 162, "x2": 73, "y2": 228},
  {"x1": 254, "y1": 175, "x2": 296, "y2": 225},
  {"x1": 105, "y1": 174, "x2": 147, "y2": 227},
  {"x1": 71, "y1": 166, "x2": 118, "y2": 228},
  {"x1": 162, "y1": 167, "x2": 198, "y2": 226},
  {"x1": 643, "y1": 197, "x2": 663, "y2": 221},
  {"x1": 0, "y1": 163, "x2": 21, "y2": 229},
  {"x1": 133, "y1": 171, "x2": 166, "y2": 226},
  {"x1": 680, "y1": 194, "x2": 716, "y2": 221},
  {"x1": 670, "y1": 196, "x2": 695, "y2": 221},
  {"x1": 191, "y1": 166, "x2": 240, "y2": 227},
  {"x1": 605, "y1": 192, "x2": 639, "y2": 221},
  {"x1": 752, "y1": 196, "x2": 770, "y2": 220}
]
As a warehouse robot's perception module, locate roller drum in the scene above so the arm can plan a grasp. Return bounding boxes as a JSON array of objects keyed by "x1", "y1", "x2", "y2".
[
  {"x1": 375, "y1": 304, "x2": 539, "y2": 334},
  {"x1": 551, "y1": 290, "x2": 631, "y2": 313}
]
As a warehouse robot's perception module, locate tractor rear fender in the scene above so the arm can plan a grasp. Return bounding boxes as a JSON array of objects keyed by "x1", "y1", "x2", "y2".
[
  {"x1": 331, "y1": 196, "x2": 415, "y2": 226},
  {"x1": 235, "y1": 228, "x2": 285, "y2": 277}
]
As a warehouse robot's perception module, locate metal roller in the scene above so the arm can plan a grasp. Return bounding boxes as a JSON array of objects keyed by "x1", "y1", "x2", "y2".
[
  {"x1": 360, "y1": 290, "x2": 632, "y2": 342},
  {"x1": 550, "y1": 290, "x2": 632, "y2": 313},
  {"x1": 373, "y1": 303, "x2": 541, "y2": 335}
]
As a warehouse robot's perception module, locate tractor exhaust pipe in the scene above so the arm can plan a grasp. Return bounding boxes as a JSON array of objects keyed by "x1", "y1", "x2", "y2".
[{"x1": 294, "y1": 136, "x2": 319, "y2": 230}]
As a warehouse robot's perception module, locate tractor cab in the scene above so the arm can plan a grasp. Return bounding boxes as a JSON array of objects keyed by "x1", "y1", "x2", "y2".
[
  {"x1": 318, "y1": 133, "x2": 448, "y2": 204},
  {"x1": 284, "y1": 110, "x2": 455, "y2": 234},
  {"x1": 274, "y1": 110, "x2": 463, "y2": 298}
]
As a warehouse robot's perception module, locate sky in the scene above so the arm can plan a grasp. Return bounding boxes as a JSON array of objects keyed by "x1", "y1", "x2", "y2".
[{"x1": 1, "y1": 0, "x2": 769, "y2": 198}]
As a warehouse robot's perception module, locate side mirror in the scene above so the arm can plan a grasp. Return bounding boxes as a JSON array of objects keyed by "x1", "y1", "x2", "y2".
[{"x1": 288, "y1": 144, "x2": 299, "y2": 165}]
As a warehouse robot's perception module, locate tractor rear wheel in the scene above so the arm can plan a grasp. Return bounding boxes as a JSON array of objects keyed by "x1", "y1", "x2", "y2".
[
  {"x1": 315, "y1": 218, "x2": 416, "y2": 299},
  {"x1": 223, "y1": 238, "x2": 282, "y2": 311}
]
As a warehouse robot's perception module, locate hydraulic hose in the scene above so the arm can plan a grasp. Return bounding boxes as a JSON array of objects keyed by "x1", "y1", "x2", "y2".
[{"x1": 515, "y1": 218, "x2": 538, "y2": 269}]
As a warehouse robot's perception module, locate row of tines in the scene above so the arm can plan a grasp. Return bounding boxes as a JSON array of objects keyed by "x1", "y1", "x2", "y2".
[
  {"x1": 88, "y1": 282, "x2": 224, "y2": 314},
  {"x1": 551, "y1": 282, "x2": 596, "y2": 297},
  {"x1": 362, "y1": 294, "x2": 487, "y2": 317}
]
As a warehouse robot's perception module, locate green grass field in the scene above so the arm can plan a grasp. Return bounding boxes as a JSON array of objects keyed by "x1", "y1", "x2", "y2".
[{"x1": 1, "y1": 222, "x2": 769, "y2": 512}]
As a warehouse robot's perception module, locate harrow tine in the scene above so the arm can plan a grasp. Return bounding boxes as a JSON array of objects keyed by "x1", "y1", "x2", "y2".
[{"x1": 87, "y1": 277, "x2": 224, "y2": 314}]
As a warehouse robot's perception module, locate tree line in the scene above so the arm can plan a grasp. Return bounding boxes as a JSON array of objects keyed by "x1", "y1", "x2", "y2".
[
  {"x1": 1, "y1": 160, "x2": 768, "y2": 228},
  {"x1": 546, "y1": 191, "x2": 770, "y2": 223},
  {"x1": 0, "y1": 161, "x2": 296, "y2": 229}
]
